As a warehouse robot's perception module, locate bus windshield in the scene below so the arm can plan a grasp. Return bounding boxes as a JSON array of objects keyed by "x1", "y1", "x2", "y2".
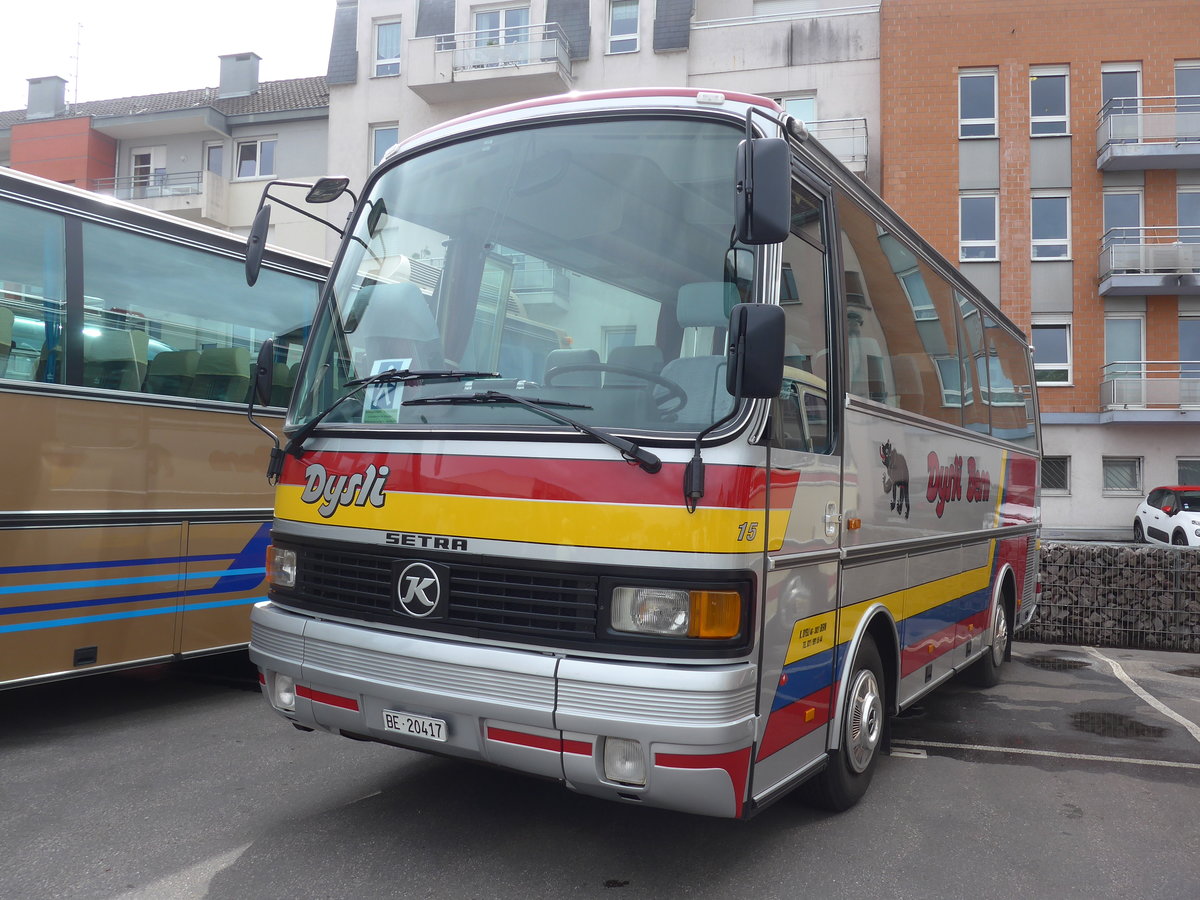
[{"x1": 293, "y1": 116, "x2": 754, "y2": 435}]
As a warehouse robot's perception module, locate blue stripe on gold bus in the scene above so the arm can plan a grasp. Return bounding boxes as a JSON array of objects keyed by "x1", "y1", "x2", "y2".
[{"x1": 0, "y1": 596, "x2": 266, "y2": 634}]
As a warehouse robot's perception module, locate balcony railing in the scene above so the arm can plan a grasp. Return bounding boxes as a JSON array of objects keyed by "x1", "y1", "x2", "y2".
[
  {"x1": 1098, "y1": 226, "x2": 1200, "y2": 294},
  {"x1": 436, "y1": 23, "x2": 570, "y2": 73},
  {"x1": 93, "y1": 170, "x2": 204, "y2": 200},
  {"x1": 1096, "y1": 95, "x2": 1200, "y2": 169},
  {"x1": 806, "y1": 117, "x2": 868, "y2": 173},
  {"x1": 1101, "y1": 360, "x2": 1200, "y2": 409}
]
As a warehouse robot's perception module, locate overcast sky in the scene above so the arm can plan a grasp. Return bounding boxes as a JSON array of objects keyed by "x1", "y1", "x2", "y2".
[{"x1": 2, "y1": 0, "x2": 337, "y2": 112}]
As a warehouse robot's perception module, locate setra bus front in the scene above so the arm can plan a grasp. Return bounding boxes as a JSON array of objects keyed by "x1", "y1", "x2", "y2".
[{"x1": 249, "y1": 89, "x2": 801, "y2": 818}]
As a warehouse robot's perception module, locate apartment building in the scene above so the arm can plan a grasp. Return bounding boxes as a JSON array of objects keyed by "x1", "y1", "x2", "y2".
[
  {"x1": 324, "y1": 0, "x2": 882, "y2": 193},
  {"x1": 0, "y1": 54, "x2": 331, "y2": 257},
  {"x1": 880, "y1": 0, "x2": 1200, "y2": 538}
]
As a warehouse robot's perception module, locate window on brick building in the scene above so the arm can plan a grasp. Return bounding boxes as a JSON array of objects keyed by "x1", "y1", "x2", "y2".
[
  {"x1": 1032, "y1": 193, "x2": 1070, "y2": 259},
  {"x1": 1103, "y1": 190, "x2": 1142, "y2": 246},
  {"x1": 960, "y1": 192, "x2": 998, "y2": 260},
  {"x1": 1030, "y1": 66, "x2": 1069, "y2": 135},
  {"x1": 1031, "y1": 318, "x2": 1071, "y2": 384},
  {"x1": 608, "y1": 0, "x2": 639, "y2": 53},
  {"x1": 959, "y1": 69, "x2": 997, "y2": 138}
]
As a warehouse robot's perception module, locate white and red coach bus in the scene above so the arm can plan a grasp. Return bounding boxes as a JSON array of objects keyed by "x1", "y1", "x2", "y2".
[{"x1": 244, "y1": 88, "x2": 1041, "y2": 818}]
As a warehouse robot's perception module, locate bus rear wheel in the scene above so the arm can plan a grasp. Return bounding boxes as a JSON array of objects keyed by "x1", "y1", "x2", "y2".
[
  {"x1": 967, "y1": 597, "x2": 1009, "y2": 687},
  {"x1": 808, "y1": 635, "x2": 884, "y2": 811}
]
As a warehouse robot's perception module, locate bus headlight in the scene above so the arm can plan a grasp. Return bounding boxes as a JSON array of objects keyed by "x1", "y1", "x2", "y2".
[
  {"x1": 267, "y1": 545, "x2": 297, "y2": 588},
  {"x1": 611, "y1": 587, "x2": 742, "y2": 639}
]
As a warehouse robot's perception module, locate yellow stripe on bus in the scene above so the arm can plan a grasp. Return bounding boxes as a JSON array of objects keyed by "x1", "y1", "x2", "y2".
[{"x1": 275, "y1": 487, "x2": 788, "y2": 554}]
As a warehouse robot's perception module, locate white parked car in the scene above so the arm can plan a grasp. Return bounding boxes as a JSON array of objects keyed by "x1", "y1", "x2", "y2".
[{"x1": 1133, "y1": 486, "x2": 1200, "y2": 547}]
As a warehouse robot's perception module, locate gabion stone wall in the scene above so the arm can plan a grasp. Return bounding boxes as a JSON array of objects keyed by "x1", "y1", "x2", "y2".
[{"x1": 1022, "y1": 542, "x2": 1200, "y2": 652}]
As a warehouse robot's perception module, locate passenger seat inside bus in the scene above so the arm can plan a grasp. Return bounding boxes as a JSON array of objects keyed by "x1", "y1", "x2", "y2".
[
  {"x1": 83, "y1": 329, "x2": 149, "y2": 392},
  {"x1": 0, "y1": 307, "x2": 12, "y2": 377},
  {"x1": 143, "y1": 349, "x2": 200, "y2": 397},
  {"x1": 188, "y1": 347, "x2": 250, "y2": 402},
  {"x1": 659, "y1": 282, "x2": 738, "y2": 422},
  {"x1": 605, "y1": 344, "x2": 664, "y2": 385}
]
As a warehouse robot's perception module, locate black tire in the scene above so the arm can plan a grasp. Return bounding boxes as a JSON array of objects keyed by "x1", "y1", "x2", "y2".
[
  {"x1": 808, "y1": 635, "x2": 885, "y2": 812},
  {"x1": 967, "y1": 596, "x2": 1009, "y2": 687},
  {"x1": 1172, "y1": 530, "x2": 1188, "y2": 546},
  {"x1": 1133, "y1": 519, "x2": 1145, "y2": 543}
]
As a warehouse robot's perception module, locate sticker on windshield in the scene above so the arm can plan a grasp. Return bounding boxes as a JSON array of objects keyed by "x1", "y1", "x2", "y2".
[{"x1": 363, "y1": 357, "x2": 411, "y2": 423}]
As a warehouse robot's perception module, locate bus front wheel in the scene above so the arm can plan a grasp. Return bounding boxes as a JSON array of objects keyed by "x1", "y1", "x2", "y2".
[{"x1": 808, "y1": 634, "x2": 885, "y2": 811}]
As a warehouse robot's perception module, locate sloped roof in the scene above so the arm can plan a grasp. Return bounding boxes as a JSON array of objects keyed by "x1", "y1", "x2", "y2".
[{"x1": 0, "y1": 76, "x2": 328, "y2": 130}]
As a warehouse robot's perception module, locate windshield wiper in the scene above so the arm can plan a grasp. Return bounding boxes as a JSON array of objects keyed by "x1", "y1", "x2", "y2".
[
  {"x1": 266, "y1": 368, "x2": 498, "y2": 480},
  {"x1": 405, "y1": 390, "x2": 662, "y2": 474}
]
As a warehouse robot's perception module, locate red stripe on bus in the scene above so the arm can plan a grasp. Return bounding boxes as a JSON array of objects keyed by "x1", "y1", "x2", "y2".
[
  {"x1": 295, "y1": 684, "x2": 359, "y2": 711},
  {"x1": 486, "y1": 726, "x2": 560, "y2": 753},
  {"x1": 756, "y1": 685, "x2": 835, "y2": 761},
  {"x1": 654, "y1": 747, "x2": 754, "y2": 818}
]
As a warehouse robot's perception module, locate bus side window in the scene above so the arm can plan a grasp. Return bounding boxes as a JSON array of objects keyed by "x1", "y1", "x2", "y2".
[
  {"x1": 0, "y1": 197, "x2": 67, "y2": 384},
  {"x1": 836, "y1": 188, "x2": 963, "y2": 428},
  {"x1": 774, "y1": 182, "x2": 832, "y2": 454}
]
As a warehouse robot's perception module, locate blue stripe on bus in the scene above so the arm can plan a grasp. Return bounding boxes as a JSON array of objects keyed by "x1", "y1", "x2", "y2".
[
  {"x1": 0, "y1": 596, "x2": 266, "y2": 634},
  {"x1": 0, "y1": 568, "x2": 265, "y2": 597}
]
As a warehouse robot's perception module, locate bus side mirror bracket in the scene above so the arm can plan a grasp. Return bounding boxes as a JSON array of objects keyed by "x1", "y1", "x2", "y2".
[
  {"x1": 734, "y1": 137, "x2": 791, "y2": 246},
  {"x1": 727, "y1": 303, "x2": 785, "y2": 399}
]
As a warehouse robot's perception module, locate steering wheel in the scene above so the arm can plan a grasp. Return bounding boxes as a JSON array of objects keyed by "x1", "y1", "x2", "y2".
[{"x1": 543, "y1": 363, "x2": 688, "y2": 415}]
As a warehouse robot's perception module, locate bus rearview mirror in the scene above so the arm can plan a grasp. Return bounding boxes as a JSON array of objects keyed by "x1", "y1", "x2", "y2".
[
  {"x1": 245, "y1": 204, "x2": 272, "y2": 286},
  {"x1": 734, "y1": 138, "x2": 791, "y2": 246},
  {"x1": 726, "y1": 303, "x2": 784, "y2": 399},
  {"x1": 253, "y1": 338, "x2": 275, "y2": 407}
]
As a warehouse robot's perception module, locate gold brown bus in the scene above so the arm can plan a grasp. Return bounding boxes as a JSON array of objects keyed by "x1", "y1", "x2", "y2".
[
  {"x1": 0, "y1": 168, "x2": 326, "y2": 688},
  {"x1": 246, "y1": 88, "x2": 1041, "y2": 817}
]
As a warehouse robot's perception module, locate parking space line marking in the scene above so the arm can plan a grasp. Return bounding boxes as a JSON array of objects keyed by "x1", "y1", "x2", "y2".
[
  {"x1": 893, "y1": 740, "x2": 1200, "y2": 770},
  {"x1": 1084, "y1": 646, "x2": 1200, "y2": 745}
]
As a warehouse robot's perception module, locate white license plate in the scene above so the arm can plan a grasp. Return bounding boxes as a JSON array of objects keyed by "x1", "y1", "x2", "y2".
[{"x1": 382, "y1": 709, "x2": 447, "y2": 742}]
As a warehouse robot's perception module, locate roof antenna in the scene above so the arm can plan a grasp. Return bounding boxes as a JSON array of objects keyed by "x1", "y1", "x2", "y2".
[{"x1": 71, "y1": 22, "x2": 83, "y2": 106}]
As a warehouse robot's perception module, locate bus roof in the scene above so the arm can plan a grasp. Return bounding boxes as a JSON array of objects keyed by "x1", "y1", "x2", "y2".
[{"x1": 397, "y1": 87, "x2": 781, "y2": 155}]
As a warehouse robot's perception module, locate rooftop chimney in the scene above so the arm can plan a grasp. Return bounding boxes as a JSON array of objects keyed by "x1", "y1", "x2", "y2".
[
  {"x1": 218, "y1": 52, "x2": 261, "y2": 99},
  {"x1": 26, "y1": 76, "x2": 68, "y2": 119}
]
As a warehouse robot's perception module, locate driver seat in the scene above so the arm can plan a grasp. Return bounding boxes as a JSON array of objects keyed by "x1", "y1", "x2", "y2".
[{"x1": 660, "y1": 282, "x2": 737, "y2": 422}]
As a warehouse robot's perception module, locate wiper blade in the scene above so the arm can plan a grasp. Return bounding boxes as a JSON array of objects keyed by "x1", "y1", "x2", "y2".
[
  {"x1": 345, "y1": 369, "x2": 497, "y2": 387},
  {"x1": 406, "y1": 390, "x2": 662, "y2": 474},
  {"x1": 282, "y1": 369, "x2": 499, "y2": 463}
]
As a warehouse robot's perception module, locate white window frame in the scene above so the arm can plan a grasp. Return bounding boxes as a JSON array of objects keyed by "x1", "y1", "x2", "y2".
[
  {"x1": 234, "y1": 138, "x2": 276, "y2": 180},
  {"x1": 959, "y1": 68, "x2": 998, "y2": 139},
  {"x1": 1031, "y1": 192, "x2": 1071, "y2": 260},
  {"x1": 774, "y1": 95, "x2": 817, "y2": 124},
  {"x1": 1031, "y1": 314, "x2": 1072, "y2": 386},
  {"x1": 1102, "y1": 456, "x2": 1143, "y2": 496},
  {"x1": 1103, "y1": 189, "x2": 1143, "y2": 246},
  {"x1": 374, "y1": 19, "x2": 403, "y2": 77},
  {"x1": 960, "y1": 192, "x2": 999, "y2": 261},
  {"x1": 371, "y1": 124, "x2": 399, "y2": 167},
  {"x1": 1030, "y1": 65, "x2": 1069, "y2": 136},
  {"x1": 608, "y1": 0, "x2": 639, "y2": 54},
  {"x1": 204, "y1": 141, "x2": 224, "y2": 177}
]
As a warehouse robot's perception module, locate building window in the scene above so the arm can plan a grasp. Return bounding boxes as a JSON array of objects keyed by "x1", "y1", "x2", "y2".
[
  {"x1": 1030, "y1": 66, "x2": 1069, "y2": 135},
  {"x1": 375, "y1": 20, "x2": 402, "y2": 76},
  {"x1": 372, "y1": 125, "x2": 399, "y2": 167},
  {"x1": 1175, "y1": 61, "x2": 1200, "y2": 114},
  {"x1": 1179, "y1": 188, "x2": 1200, "y2": 244},
  {"x1": 1032, "y1": 194, "x2": 1070, "y2": 259},
  {"x1": 475, "y1": 6, "x2": 531, "y2": 44},
  {"x1": 1179, "y1": 457, "x2": 1200, "y2": 483},
  {"x1": 960, "y1": 193, "x2": 998, "y2": 260},
  {"x1": 898, "y1": 268, "x2": 937, "y2": 320},
  {"x1": 1102, "y1": 457, "x2": 1142, "y2": 495},
  {"x1": 236, "y1": 139, "x2": 276, "y2": 179},
  {"x1": 1042, "y1": 456, "x2": 1070, "y2": 494},
  {"x1": 609, "y1": 0, "x2": 639, "y2": 53},
  {"x1": 205, "y1": 143, "x2": 224, "y2": 177},
  {"x1": 1103, "y1": 190, "x2": 1142, "y2": 246},
  {"x1": 1032, "y1": 319, "x2": 1071, "y2": 384},
  {"x1": 775, "y1": 95, "x2": 816, "y2": 123},
  {"x1": 959, "y1": 69, "x2": 997, "y2": 138}
]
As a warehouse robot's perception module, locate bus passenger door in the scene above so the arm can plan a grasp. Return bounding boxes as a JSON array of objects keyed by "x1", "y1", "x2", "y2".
[{"x1": 752, "y1": 181, "x2": 843, "y2": 800}]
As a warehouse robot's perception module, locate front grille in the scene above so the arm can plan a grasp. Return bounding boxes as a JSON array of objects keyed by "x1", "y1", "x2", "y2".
[{"x1": 289, "y1": 539, "x2": 599, "y2": 641}]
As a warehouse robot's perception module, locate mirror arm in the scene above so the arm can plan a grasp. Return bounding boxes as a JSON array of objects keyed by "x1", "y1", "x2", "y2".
[{"x1": 260, "y1": 193, "x2": 347, "y2": 238}]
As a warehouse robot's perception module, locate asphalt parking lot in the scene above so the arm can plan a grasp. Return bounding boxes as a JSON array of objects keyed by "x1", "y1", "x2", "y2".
[{"x1": 1, "y1": 641, "x2": 1197, "y2": 900}]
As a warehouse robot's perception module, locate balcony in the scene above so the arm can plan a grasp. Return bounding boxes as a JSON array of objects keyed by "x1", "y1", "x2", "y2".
[
  {"x1": 91, "y1": 170, "x2": 229, "y2": 225},
  {"x1": 1101, "y1": 361, "x2": 1200, "y2": 413},
  {"x1": 807, "y1": 117, "x2": 868, "y2": 175},
  {"x1": 1096, "y1": 96, "x2": 1200, "y2": 170},
  {"x1": 407, "y1": 23, "x2": 572, "y2": 104},
  {"x1": 1098, "y1": 227, "x2": 1200, "y2": 295}
]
